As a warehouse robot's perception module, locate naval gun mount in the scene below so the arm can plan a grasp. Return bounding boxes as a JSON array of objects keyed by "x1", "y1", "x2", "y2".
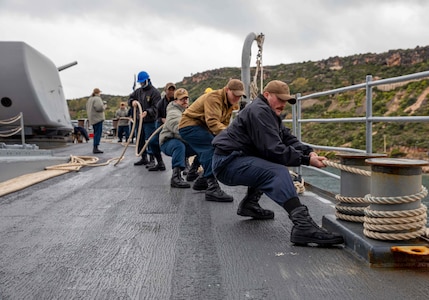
[{"x1": 0, "y1": 41, "x2": 77, "y2": 148}]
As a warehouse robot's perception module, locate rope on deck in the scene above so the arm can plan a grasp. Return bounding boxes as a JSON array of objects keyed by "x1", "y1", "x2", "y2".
[{"x1": 0, "y1": 155, "x2": 123, "y2": 197}]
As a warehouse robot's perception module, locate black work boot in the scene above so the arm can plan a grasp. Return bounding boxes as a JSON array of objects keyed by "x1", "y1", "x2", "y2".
[
  {"x1": 182, "y1": 157, "x2": 191, "y2": 175},
  {"x1": 289, "y1": 205, "x2": 344, "y2": 246},
  {"x1": 148, "y1": 154, "x2": 166, "y2": 171},
  {"x1": 134, "y1": 155, "x2": 148, "y2": 166},
  {"x1": 171, "y1": 167, "x2": 191, "y2": 188},
  {"x1": 186, "y1": 159, "x2": 200, "y2": 181},
  {"x1": 205, "y1": 176, "x2": 233, "y2": 202},
  {"x1": 146, "y1": 155, "x2": 156, "y2": 169},
  {"x1": 192, "y1": 175, "x2": 208, "y2": 191},
  {"x1": 237, "y1": 187, "x2": 274, "y2": 220},
  {"x1": 93, "y1": 146, "x2": 103, "y2": 154}
]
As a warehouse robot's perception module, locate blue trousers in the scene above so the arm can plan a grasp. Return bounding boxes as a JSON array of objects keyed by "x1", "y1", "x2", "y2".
[
  {"x1": 137, "y1": 121, "x2": 156, "y2": 157},
  {"x1": 117, "y1": 125, "x2": 129, "y2": 141},
  {"x1": 212, "y1": 151, "x2": 298, "y2": 206},
  {"x1": 74, "y1": 127, "x2": 89, "y2": 141},
  {"x1": 149, "y1": 120, "x2": 163, "y2": 159},
  {"x1": 92, "y1": 121, "x2": 103, "y2": 147},
  {"x1": 179, "y1": 126, "x2": 214, "y2": 177},
  {"x1": 161, "y1": 138, "x2": 197, "y2": 169}
]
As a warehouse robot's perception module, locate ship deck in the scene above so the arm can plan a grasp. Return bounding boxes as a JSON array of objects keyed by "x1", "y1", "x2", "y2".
[{"x1": 1, "y1": 141, "x2": 429, "y2": 299}]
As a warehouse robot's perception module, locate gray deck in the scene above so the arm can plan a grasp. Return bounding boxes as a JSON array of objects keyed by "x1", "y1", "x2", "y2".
[{"x1": 1, "y1": 141, "x2": 429, "y2": 299}]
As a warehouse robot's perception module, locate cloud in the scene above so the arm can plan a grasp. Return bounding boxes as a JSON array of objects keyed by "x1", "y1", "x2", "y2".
[{"x1": 1, "y1": 0, "x2": 429, "y2": 98}]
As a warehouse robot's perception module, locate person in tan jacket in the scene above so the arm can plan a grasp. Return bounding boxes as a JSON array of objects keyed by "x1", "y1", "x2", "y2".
[
  {"x1": 178, "y1": 79, "x2": 246, "y2": 202},
  {"x1": 86, "y1": 88, "x2": 105, "y2": 154}
]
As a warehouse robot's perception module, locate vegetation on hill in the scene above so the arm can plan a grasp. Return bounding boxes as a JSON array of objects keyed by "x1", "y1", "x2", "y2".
[{"x1": 67, "y1": 45, "x2": 429, "y2": 158}]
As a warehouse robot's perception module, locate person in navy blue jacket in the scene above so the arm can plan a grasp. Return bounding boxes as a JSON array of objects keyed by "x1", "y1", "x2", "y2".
[{"x1": 212, "y1": 80, "x2": 344, "y2": 246}]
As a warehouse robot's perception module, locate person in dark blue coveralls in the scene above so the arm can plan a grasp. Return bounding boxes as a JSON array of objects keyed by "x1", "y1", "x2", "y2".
[{"x1": 212, "y1": 80, "x2": 344, "y2": 246}]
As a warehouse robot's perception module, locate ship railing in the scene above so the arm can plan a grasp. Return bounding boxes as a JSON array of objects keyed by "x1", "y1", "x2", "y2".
[
  {"x1": 0, "y1": 112, "x2": 26, "y2": 146},
  {"x1": 287, "y1": 70, "x2": 429, "y2": 183}
]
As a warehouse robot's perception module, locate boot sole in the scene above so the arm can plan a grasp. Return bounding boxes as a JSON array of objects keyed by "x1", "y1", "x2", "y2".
[
  {"x1": 186, "y1": 175, "x2": 199, "y2": 182},
  {"x1": 148, "y1": 167, "x2": 166, "y2": 171},
  {"x1": 205, "y1": 195, "x2": 233, "y2": 202},
  {"x1": 171, "y1": 184, "x2": 191, "y2": 188},
  {"x1": 291, "y1": 236, "x2": 344, "y2": 246},
  {"x1": 193, "y1": 185, "x2": 208, "y2": 191},
  {"x1": 237, "y1": 209, "x2": 274, "y2": 220}
]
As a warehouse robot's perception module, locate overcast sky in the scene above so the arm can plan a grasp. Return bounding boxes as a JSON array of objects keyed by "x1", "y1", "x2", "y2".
[{"x1": 1, "y1": 0, "x2": 428, "y2": 99}]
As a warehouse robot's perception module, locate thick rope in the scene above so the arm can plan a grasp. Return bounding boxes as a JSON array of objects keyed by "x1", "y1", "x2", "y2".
[
  {"x1": 0, "y1": 113, "x2": 23, "y2": 137},
  {"x1": 290, "y1": 170, "x2": 305, "y2": 194},
  {"x1": 0, "y1": 114, "x2": 21, "y2": 125},
  {"x1": 323, "y1": 160, "x2": 371, "y2": 177},
  {"x1": 0, "y1": 127, "x2": 22, "y2": 137},
  {"x1": 114, "y1": 103, "x2": 140, "y2": 166},
  {"x1": 0, "y1": 154, "x2": 123, "y2": 197},
  {"x1": 365, "y1": 186, "x2": 428, "y2": 205},
  {"x1": 324, "y1": 158, "x2": 429, "y2": 241},
  {"x1": 363, "y1": 186, "x2": 428, "y2": 240},
  {"x1": 114, "y1": 102, "x2": 164, "y2": 166}
]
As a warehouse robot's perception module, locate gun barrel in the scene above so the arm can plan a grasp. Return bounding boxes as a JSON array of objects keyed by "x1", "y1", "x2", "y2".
[{"x1": 57, "y1": 61, "x2": 78, "y2": 72}]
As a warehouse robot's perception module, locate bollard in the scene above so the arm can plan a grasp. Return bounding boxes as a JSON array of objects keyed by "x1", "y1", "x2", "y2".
[
  {"x1": 363, "y1": 158, "x2": 429, "y2": 241},
  {"x1": 335, "y1": 153, "x2": 386, "y2": 222}
]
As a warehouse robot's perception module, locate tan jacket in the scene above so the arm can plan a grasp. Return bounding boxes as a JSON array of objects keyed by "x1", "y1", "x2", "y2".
[
  {"x1": 159, "y1": 101, "x2": 186, "y2": 145},
  {"x1": 86, "y1": 95, "x2": 105, "y2": 125},
  {"x1": 178, "y1": 87, "x2": 239, "y2": 135}
]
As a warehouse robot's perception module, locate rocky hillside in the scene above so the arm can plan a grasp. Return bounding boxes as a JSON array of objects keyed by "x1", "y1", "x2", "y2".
[{"x1": 68, "y1": 45, "x2": 429, "y2": 158}]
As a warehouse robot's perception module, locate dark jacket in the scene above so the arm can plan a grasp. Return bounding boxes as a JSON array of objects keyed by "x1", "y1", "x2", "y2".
[
  {"x1": 212, "y1": 94, "x2": 313, "y2": 166},
  {"x1": 128, "y1": 83, "x2": 161, "y2": 123},
  {"x1": 156, "y1": 95, "x2": 172, "y2": 124}
]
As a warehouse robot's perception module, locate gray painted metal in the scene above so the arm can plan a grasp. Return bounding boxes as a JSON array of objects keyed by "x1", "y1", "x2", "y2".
[
  {"x1": 0, "y1": 42, "x2": 73, "y2": 132},
  {"x1": 338, "y1": 153, "x2": 386, "y2": 198},
  {"x1": 241, "y1": 32, "x2": 257, "y2": 101},
  {"x1": 366, "y1": 158, "x2": 428, "y2": 211}
]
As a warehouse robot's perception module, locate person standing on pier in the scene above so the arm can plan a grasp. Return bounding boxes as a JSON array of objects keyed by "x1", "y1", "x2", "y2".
[
  {"x1": 178, "y1": 79, "x2": 246, "y2": 202},
  {"x1": 212, "y1": 80, "x2": 344, "y2": 246},
  {"x1": 86, "y1": 88, "x2": 105, "y2": 154}
]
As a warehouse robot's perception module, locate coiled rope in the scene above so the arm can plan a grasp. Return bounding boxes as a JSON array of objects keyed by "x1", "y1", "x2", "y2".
[
  {"x1": 323, "y1": 159, "x2": 429, "y2": 241},
  {"x1": 114, "y1": 102, "x2": 163, "y2": 166},
  {"x1": 323, "y1": 160, "x2": 371, "y2": 222},
  {"x1": 0, "y1": 155, "x2": 123, "y2": 197}
]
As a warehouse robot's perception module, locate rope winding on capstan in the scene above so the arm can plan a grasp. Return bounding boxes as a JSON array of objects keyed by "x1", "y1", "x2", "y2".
[
  {"x1": 363, "y1": 187, "x2": 428, "y2": 240},
  {"x1": 322, "y1": 159, "x2": 429, "y2": 241},
  {"x1": 323, "y1": 159, "x2": 371, "y2": 222}
]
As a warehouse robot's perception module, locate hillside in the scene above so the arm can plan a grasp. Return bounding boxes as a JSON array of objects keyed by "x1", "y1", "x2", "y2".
[{"x1": 67, "y1": 45, "x2": 429, "y2": 158}]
